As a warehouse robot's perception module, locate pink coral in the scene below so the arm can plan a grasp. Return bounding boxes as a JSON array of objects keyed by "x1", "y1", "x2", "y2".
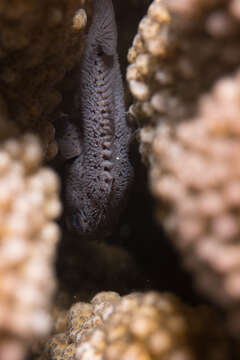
[
  {"x1": 127, "y1": 0, "x2": 240, "y2": 338},
  {"x1": 0, "y1": 103, "x2": 61, "y2": 360},
  {"x1": 148, "y1": 71, "x2": 240, "y2": 336}
]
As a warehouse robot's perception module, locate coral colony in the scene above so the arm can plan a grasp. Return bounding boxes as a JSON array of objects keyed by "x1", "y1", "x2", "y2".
[{"x1": 0, "y1": 0, "x2": 239, "y2": 359}]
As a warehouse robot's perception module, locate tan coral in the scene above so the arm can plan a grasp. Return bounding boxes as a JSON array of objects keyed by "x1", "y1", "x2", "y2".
[
  {"x1": 39, "y1": 291, "x2": 229, "y2": 360},
  {"x1": 0, "y1": 0, "x2": 91, "y2": 160},
  {"x1": 0, "y1": 107, "x2": 61, "y2": 360},
  {"x1": 127, "y1": 0, "x2": 240, "y2": 135},
  {"x1": 127, "y1": 0, "x2": 240, "y2": 338},
  {"x1": 148, "y1": 71, "x2": 240, "y2": 337}
]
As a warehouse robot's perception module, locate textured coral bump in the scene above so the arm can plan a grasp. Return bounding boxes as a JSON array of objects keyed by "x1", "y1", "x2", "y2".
[
  {"x1": 150, "y1": 72, "x2": 240, "y2": 335},
  {"x1": 40, "y1": 291, "x2": 229, "y2": 360},
  {"x1": 127, "y1": 0, "x2": 240, "y2": 338},
  {"x1": 0, "y1": 121, "x2": 61, "y2": 360}
]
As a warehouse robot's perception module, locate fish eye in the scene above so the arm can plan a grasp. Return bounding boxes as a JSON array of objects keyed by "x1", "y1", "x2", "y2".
[
  {"x1": 72, "y1": 212, "x2": 89, "y2": 232},
  {"x1": 72, "y1": 214, "x2": 80, "y2": 229},
  {"x1": 97, "y1": 45, "x2": 104, "y2": 57}
]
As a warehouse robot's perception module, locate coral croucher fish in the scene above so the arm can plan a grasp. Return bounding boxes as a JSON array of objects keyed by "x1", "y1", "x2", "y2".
[{"x1": 57, "y1": 0, "x2": 134, "y2": 238}]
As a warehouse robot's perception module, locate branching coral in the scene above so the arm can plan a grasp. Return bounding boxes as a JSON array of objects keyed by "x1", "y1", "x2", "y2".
[
  {"x1": 127, "y1": 0, "x2": 240, "y2": 338},
  {"x1": 0, "y1": 102, "x2": 61, "y2": 360},
  {"x1": 127, "y1": 0, "x2": 240, "y2": 130},
  {"x1": 2, "y1": 0, "x2": 240, "y2": 358},
  {"x1": 150, "y1": 71, "x2": 240, "y2": 336},
  {"x1": 0, "y1": 3, "x2": 92, "y2": 352},
  {"x1": 0, "y1": 0, "x2": 91, "y2": 159},
  {"x1": 39, "y1": 291, "x2": 229, "y2": 360}
]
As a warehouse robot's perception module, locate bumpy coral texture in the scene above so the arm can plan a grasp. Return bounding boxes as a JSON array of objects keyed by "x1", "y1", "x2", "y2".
[
  {"x1": 165, "y1": 0, "x2": 240, "y2": 18},
  {"x1": 127, "y1": 0, "x2": 240, "y2": 133},
  {"x1": 150, "y1": 72, "x2": 240, "y2": 336},
  {"x1": 0, "y1": 0, "x2": 90, "y2": 159},
  {"x1": 127, "y1": 0, "x2": 240, "y2": 337},
  {"x1": 0, "y1": 106, "x2": 61, "y2": 360},
  {"x1": 39, "y1": 291, "x2": 229, "y2": 360}
]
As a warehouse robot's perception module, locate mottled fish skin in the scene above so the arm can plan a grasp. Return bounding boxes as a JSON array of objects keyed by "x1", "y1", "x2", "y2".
[{"x1": 58, "y1": 0, "x2": 134, "y2": 238}]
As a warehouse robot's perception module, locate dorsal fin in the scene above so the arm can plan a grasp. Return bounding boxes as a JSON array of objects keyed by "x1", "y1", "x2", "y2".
[{"x1": 88, "y1": 0, "x2": 117, "y2": 56}]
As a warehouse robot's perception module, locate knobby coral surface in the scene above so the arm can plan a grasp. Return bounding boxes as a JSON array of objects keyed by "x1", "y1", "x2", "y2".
[
  {"x1": 0, "y1": 101, "x2": 61, "y2": 360},
  {"x1": 150, "y1": 72, "x2": 240, "y2": 335},
  {"x1": 1, "y1": 0, "x2": 240, "y2": 359},
  {"x1": 0, "y1": 0, "x2": 90, "y2": 160},
  {"x1": 39, "y1": 291, "x2": 229, "y2": 360},
  {"x1": 0, "y1": 0, "x2": 92, "y2": 357},
  {"x1": 127, "y1": 0, "x2": 240, "y2": 338},
  {"x1": 128, "y1": 0, "x2": 240, "y2": 131}
]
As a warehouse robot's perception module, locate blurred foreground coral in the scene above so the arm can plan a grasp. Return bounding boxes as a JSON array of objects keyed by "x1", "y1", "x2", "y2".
[
  {"x1": 127, "y1": 0, "x2": 240, "y2": 338},
  {"x1": 0, "y1": 0, "x2": 90, "y2": 160},
  {"x1": 0, "y1": 103, "x2": 61, "y2": 360},
  {"x1": 39, "y1": 291, "x2": 229, "y2": 360},
  {"x1": 1, "y1": 0, "x2": 240, "y2": 358},
  {"x1": 150, "y1": 72, "x2": 240, "y2": 335},
  {"x1": 0, "y1": 0, "x2": 92, "y2": 358}
]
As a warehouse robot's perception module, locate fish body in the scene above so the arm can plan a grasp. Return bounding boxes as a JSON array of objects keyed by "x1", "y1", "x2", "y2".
[{"x1": 58, "y1": 0, "x2": 134, "y2": 238}]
